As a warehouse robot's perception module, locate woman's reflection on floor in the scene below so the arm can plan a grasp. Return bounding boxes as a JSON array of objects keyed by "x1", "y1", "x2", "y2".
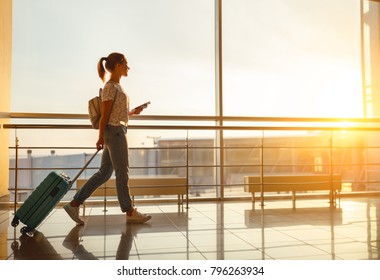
[
  {"x1": 63, "y1": 223, "x2": 150, "y2": 260},
  {"x1": 12, "y1": 223, "x2": 149, "y2": 260}
]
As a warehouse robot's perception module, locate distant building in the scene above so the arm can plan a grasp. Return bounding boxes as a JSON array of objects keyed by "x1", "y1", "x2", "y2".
[{"x1": 9, "y1": 132, "x2": 380, "y2": 202}]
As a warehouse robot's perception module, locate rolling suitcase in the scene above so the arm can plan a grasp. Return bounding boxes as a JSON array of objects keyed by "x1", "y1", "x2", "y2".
[{"x1": 11, "y1": 150, "x2": 99, "y2": 235}]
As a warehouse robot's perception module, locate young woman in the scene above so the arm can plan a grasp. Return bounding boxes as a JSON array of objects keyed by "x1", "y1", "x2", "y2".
[{"x1": 64, "y1": 52, "x2": 151, "y2": 224}]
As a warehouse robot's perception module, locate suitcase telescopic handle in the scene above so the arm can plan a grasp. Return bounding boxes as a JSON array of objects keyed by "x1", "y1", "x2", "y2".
[{"x1": 70, "y1": 149, "x2": 100, "y2": 185}]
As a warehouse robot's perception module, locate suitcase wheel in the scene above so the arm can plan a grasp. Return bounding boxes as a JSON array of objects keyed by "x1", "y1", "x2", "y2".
[
  {"x1": 11, "y1": 216, "x2": 19, "y2": 227},
  {"x1": 20, "y1": 226, "x2": 34, "y2": 236},
  {"x1": 11, "y1": 241, "x2": 19, "y2": 250}
]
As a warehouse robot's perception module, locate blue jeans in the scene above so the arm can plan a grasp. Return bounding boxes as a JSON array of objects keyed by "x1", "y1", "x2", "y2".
[{"x1": 74, "y1": 125, "x2": 132, "y2": 213}]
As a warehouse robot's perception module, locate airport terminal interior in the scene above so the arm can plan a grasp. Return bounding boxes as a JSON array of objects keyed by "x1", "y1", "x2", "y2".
[
  {"x1": 1, "y1": 197, "x2": 380, "y2": 260},
  {"x1": 1, "y1": 0, "x2": 380, "y2": 263}
]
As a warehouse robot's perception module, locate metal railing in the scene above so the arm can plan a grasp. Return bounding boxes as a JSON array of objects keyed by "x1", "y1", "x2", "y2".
[{"x1": 4, "y1": 113, "x2": 380, "y2": 209}]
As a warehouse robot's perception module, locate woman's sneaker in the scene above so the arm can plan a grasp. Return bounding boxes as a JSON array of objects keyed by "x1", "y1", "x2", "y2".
[
  {"x1": 126, "y1": 208, "x2": 152, "y2": 224},
  {"x1": 64, "y1": 203, "x2": 85, "y2": 225}
]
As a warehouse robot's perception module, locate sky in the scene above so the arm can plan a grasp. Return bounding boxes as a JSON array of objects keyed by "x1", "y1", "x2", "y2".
[{"x1": 10, "y1": 0, "x2": 364, "y2": 154}]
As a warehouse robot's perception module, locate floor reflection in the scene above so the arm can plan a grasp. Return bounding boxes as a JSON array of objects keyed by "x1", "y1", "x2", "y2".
[
  {"x1": 2, "y1": 198, "x2": 380, "y2": 260},
  {"x1": 62, "y1": 223, "x2": 149, "y2": 260},
  {"x1": 11, "y1": 230, "x2": 63, "y2": 260}
]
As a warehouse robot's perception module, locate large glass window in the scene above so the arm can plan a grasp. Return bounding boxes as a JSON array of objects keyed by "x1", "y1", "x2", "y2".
[
  {"x1": 11, "y1": 0, "x2": 215, "y2": 116},
  {"x1": 362, "y1": 0, "x2": 380, "y2": 117},
  {"x1": 223, "y1": 0, "x2": 362, "y2": 118},
  {"x1": 10, "y1": 1, "x2": 376, "y2": 202},
  {"x1": 11, "y1": 0, "x2": 215, "y2": 159}
]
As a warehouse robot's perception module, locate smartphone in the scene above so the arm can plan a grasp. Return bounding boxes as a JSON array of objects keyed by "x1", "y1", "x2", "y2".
[{"x1": 133, "y1": 101, "x2": 151, "y2": 111}]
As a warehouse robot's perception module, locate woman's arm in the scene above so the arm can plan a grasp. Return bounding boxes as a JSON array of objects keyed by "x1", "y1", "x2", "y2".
[{"x1": 96, "y1": 100, "x2": 113, "y2": 150}]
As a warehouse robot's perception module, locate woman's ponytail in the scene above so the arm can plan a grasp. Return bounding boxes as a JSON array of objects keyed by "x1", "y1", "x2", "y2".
[{"x1": 97, "y1": 57, "x2": 107, "y2": 82}]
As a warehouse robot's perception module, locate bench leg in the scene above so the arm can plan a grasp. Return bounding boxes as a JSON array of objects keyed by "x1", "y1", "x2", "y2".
[
  {"x1": 81, "y1": 203, "x2": 86, "y2": 217},
  {"x1": 292, "y1": 191, "x2": 296, "y2": 208},
  {"x1": 178, "y1": 195, "x2": 187, "y2": 211},
  {"x1": 103, "y1": 196, "x2": 108, "y2": 213},
  {"x1": 338, "y1": 191, "x2": 341, "y2": 207},
  {"x1": 329, "y1": 190, "x2": 338, "y2": 208},
  {"x1": 335, "y1": 190, "x2": 341, "y2": 208}
]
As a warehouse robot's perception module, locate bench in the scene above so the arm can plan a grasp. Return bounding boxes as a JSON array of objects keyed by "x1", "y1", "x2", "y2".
[
  {"x1": 76, "y1": 177, "x2": 188, "y2": 211},
  {"x1": 244, "y1": 174, "x2": 342, "y2": 207}
]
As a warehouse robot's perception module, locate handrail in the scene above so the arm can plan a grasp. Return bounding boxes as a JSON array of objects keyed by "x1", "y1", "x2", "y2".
[
  {"x1": 3, "y1": 123, "x2": 380, "y2": 131},
  {"x1": 5, "y1": 113, "x2": 380, "y2": 207},
  {"x1": 6, "y1": 112, "x2": 380, "y2": 123},
  {"x1": 4, "y1": 112, "x2": 380, "y2": 131},
  {"x1": 8, "y1": 112, "x2": 88, "y2": 119}
]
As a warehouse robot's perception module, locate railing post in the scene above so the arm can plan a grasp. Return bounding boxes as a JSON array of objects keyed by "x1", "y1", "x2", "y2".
[
  {"x1": 13, "y1": 133, "x2": 19, "y2": 214},
  {"x1": 260, "y1": 130, "x2": 265, "y2": 207},
  {"x1": 215, "y1": 0, "x2": 224, "y2": 201},
  {"x1": 186, "y1": 132, "x2": 189, "y2": 209},
  {"x1": 329, "y1": 130, "x2": 336, "y2": 207}
]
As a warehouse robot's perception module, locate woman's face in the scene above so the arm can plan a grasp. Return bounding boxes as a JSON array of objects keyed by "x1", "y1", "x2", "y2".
[{"x1": 117, "y1": 57, "x2": 130, "y2": 77}]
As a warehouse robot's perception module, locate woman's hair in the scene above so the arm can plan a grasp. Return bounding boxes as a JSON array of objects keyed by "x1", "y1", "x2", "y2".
[{"x1": 97, "y1": 52, "x2": 125, "y2": 82}]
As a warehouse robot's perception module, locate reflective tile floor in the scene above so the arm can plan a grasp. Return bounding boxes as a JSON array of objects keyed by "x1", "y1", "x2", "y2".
[{"x1": 1, "y1": 197, "x2": 380, "y2": 260}]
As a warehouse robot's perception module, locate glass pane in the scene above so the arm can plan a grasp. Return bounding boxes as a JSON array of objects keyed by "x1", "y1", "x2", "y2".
[
  {"x1": 362, "y1": 0, "x2": 380, "y2": 117},
  {"x1": 223, "y1": 0, "x2": 362, "y2": 118},
  {"x1": 11, "y1": 0, "x2": 215, "y2": 116}
]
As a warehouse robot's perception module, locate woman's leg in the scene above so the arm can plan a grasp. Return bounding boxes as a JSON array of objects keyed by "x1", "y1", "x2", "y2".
[
  {"x1": 73, "y1": 149, "x2": 114, "y2": 203},
  {"x1": 65, "y1": 146, "x2": 113, "y2": 225},
  {"x1": 105, "y1": 126, "x2": 133, "y2": 213},
  {"x1": 106, "y1": 126, "x2": 151, "y2": 223}
]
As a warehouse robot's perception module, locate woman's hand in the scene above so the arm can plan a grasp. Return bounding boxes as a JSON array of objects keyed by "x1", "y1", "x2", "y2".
[
  {"x1": 129, "y1": 106, "x2": 144, "y2": 116},
  {"x1": 134, "y1": 106, "x2": 144, "y2": 115},
  {"x1": 96, "y1": 137, "x2": 104, "y2": 150}
]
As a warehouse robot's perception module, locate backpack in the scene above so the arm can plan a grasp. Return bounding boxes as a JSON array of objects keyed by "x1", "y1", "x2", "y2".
[{"x1": 88, "y1": 88, "x2": 102, "y2": 129}]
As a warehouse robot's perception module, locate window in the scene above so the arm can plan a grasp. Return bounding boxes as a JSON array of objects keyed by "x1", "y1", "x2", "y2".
[{"x1": 223, "y1": 0, "x2": 362, "y2": 118}]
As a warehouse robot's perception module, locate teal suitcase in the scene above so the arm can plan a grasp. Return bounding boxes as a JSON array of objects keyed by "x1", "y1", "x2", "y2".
[
  {"x1": 11, "y1": 172, "x2": 71, "y2": 235},
  {"x1": 11, "y1": 151, "x2": 99, "y2": 235}
]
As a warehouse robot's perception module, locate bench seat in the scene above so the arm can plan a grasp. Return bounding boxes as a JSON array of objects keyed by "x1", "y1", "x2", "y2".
[
  {"x1": 244, "y1": 174, "x2": 342, "y2": 207},
  {"x1": 76, "y1": 176, "x2": 188, "y2": 210}
]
